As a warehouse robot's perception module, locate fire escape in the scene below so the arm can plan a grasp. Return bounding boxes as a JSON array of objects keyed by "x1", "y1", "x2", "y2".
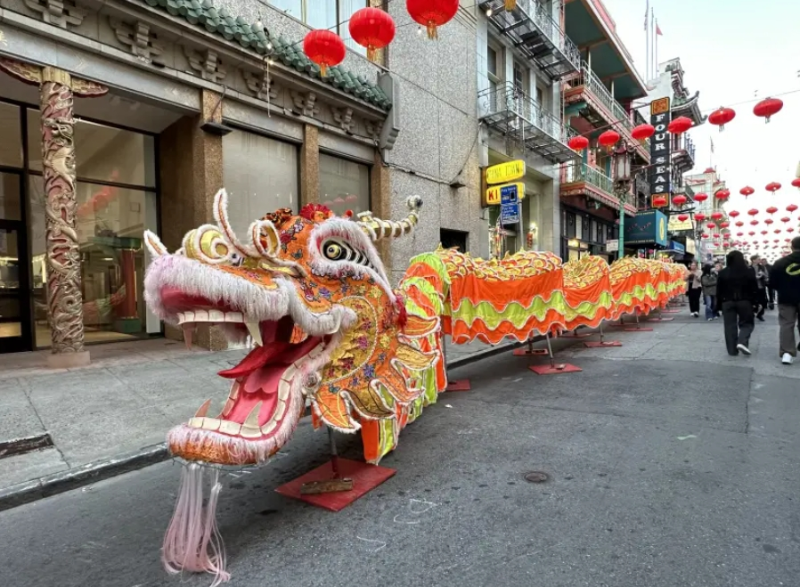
[
  {"x1": 479, "y1": 82, "x2": 579, "y2": 164},
  {"x1": 479, "y1": 0, "x2": 581, "y2": 81}
]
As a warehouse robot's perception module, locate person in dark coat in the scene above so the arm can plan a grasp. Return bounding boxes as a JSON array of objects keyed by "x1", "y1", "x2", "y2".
[
  {"x1": 717, "y1": 250, "x2": 759, "y2": 356},
  {"x1": 768, "y1": 236, "x2": 800, "y2": 365}
]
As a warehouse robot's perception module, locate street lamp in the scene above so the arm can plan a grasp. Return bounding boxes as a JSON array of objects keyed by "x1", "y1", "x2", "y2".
[{"x1": 612, "y1": 142, "x2": 635, "y2": 259}]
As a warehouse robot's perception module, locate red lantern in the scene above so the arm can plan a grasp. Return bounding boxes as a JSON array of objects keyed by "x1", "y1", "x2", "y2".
[
  {"x1": 767, "y1": 206, "x2": 778, "y2": 215},
  {"x1": 723, "y1": 242, "x2": 730, "y2": 248},
  {"x1": 701, "y1": 233, "x2": 709, "y2": 239},
  {"x1": 792, "y1": 179, "x2": 800, "y2": 189},
  {"x1": 750, "y1": 220, "x2": 759, "y2": 226},
  {"x1": 728, "y1": 211, "x2": 740, "y2": 219},
  {"x1": 407, "y1": 0, "x2": 459, "y2": 39},
  {"x1": 787, "y1": 204, "x2": 798, "y2": 214},
  {"x1": 694, "y1": 192, "x2": 708, "y2": 203},
  {"x1": 677, "y1": 214, "x2": 689, "y2": 222},
  {"x1": 766, "y1": 182, "x2": 782, "y2": 193},
  {"x1": 349, "y1": 7, "x2": 396, "y2": 61},
  {"x1": 748, "y1": 231, "x2": 756, "y2": 236},
  {"x1": 672, "y1": 194, "x2": 687, "y2": 206},
  {"x1": 711, "y1": 211, "x2": 723, "y2": 220},
  {"x1": 736, "y1": 232, "x2": 744, "y2": 237},
  {"x1": 748, "y1": 208, "x2": 759, "y2": 216},
  {"x1": 631, "y1": 123, "x2": 655, "y2": 142},
  {"x1": 781, "y1": 216, "x2": 791, "y2": 223},
  {"x1": 723, "y1": 233, "x2": 731, "y2": 239},
  {"x1": 568, "y1": 136, "x2": 589, "y2": 151},
  {"x1": 708, "y1": 107, "x2": 736, "y2": 131},
  {"x1": 303, "y1": 30, "x2": 346, "y2": 76},
  {"x1": 667, "y1": 116, "x2": 693, "y2": 134},
  {"x1": 761, "y1": 230, "x2": 768, "y2": 235},
  {"x1": 707, "y1": 223, "x2": 716, "y2": 230},
  {"x1": 720, "y1": 221, "x2": 730, "y2": 228},
  {"x1": 598, "y1": 130, "x2": 620, "y2": 152},
  {"x1": 753, "y1": 97, "x2": 783, "y2": 123},
  {"x1": 735, "y1": 221, "x2": 744, "y2": 227},
  {"x1": 715, "y1": 189, "x2": 730, "y2": 201},
  {"x1": 695, "y1": 213, "x2": 706, "y2": 222},
  {"x1": 653, "y1": 196, "x2": 668, "y2": 208},
  {"x1": 789, "y1": 228, "x2": 796, "y2": 233},
  {"x1": 739, "y1": 186, "x2": 754, "y2": 197}
]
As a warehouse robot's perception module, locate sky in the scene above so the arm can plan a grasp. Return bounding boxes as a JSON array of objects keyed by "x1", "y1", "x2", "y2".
[{"x1": 601, "y1": 0, "x2": 800, "y2": 257}]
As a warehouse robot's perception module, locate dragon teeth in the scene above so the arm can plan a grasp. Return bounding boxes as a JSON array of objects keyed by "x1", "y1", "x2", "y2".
[
  {"x1": 176, "y1": 311, "x2": 245, "y2": 325},
  {"x1": 245, "y1": 321, "x2": 263, "y2": 346}
]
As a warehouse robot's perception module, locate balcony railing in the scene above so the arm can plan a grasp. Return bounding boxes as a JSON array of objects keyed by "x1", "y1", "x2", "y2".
[
  {"x1": 480, "y1": 0, "x2": 581, "y2": 80},
  {"x1": 562, "y1": 161, "x2": 615, "y2": 195}
]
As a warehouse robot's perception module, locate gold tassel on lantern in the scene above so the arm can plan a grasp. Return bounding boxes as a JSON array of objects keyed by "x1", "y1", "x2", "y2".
[
  {"x1": 319, "y1": 63, "x2": 328, "y2": 77},
  {"x1": 427, "y1": 23, "x2": 438, "y2": 40},
  {"x1": 505, "y1": 0, "x2": 517, "y2": 10}
]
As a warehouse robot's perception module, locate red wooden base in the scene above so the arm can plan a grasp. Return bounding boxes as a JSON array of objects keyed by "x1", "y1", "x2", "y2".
[
  {"x1": 446, "y1": 379, "x2": 471, "y2": 391},
  {"x1": 647, "y1": 317, "x2": 674, "y2": 322},
  {"x1": 529, "y1": 363, "x2": 583, "y2": 375},
  {"x1": 513, "y1": 347, "x2": 548, "y2": 356},
  {"x1": 623, "y1": 327, "x2": 654, "y2": 332},
  {"x1": 275, "y1": 458, "x2": 395, "y2": 512},
  {"x1": 584, "y1": 340, "x2": 623, "y2": 348},
  {"x1": 662, "y1": 309, "x2": 680, "y2": 314}
]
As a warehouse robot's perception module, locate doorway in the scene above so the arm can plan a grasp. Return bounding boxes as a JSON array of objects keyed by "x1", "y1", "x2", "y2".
[
  {"x1": 0, "y1": 171, "x2": 32, "y2": 353},
  {"x1": 440, "y1": 229, "x2": 468, "y2": 253}
]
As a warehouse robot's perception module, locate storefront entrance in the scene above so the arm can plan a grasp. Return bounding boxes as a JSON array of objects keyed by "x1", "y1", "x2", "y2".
[{"x1": 0, "y1": 170, "x2": 32, "y2": 352}]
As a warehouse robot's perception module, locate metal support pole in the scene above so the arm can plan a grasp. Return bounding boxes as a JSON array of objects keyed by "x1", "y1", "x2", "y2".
[
  {"x1": 545, "y1": 333, "x2": 555, "y2": 368},
  {"x1": 599, "y1": 322, "x2": 605, "y2": 343},
  {"x1": 328, "y1": 428, "x2": 340, "y2": 479}
]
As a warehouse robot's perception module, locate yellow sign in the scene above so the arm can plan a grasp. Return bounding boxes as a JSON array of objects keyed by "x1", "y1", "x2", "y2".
[
  {"x1": 485, "y1": 160, "x2": 526, "y2": 185},
  {"x1": 650, "y1": 97, "x2": 671, "y2": 115},
  {"x1": 668, "y1": 217, "x2": 693, "y2": 232},
  {"x1": 484, "y1": 182, "x2": 526, "y2": 206},
  {"x1": 658, "y1": 216, "x2": 667, "y2": 242}
]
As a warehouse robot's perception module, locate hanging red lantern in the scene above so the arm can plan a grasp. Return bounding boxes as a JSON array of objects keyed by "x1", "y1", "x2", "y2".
[
  {"x1": 787, "y1": 204, "x2": 798, "y2": 214},
  {"x1": 701, "y1": 233, "x2": 710, "y2": 239},
  {"x1": 761, "y1": 230, "x2": 768, "y2": 235},
  {"x1": 723, "y1": 233, "x2": 731, "y2": 239},
  {"x1": 677, "y1": 214, "x2": 689, "y2": 222},
  {"x1": 748, "y1": 231, "x2": 756, "y2": 236},
  {"x1": 729, "y1": 210, "x2": 740, "y2": 218},
  {"x1": 789, "y1": 228, "x2": 796, "y2": 233},
  {"x1": 766, "y1": 206, "x2": 778, "y2": 215},
  {"x1": 723, "y1": 242, "x2": 731, "y2": 248},
  {"x1": 715, "y1": 189, "x2": 730, "y2": 201},
  {"x1": 747, "y1": 208, "x2": 759, "y2": 216},
  {"x1": 766, "y1": 182, "x2": 782, "y2": 194},
  {"x1": 720, "y1": 221, "x2": 730, "y2": 228},
  {"x1": 667, "y1": 116, "x2": 693, "y2": 134},
  {"x1": 349, "y1": 7, "x2": 396, "y2": 61},
  {"x1": 708, "y1": 107, "x2": 736, "y2": 131},
  {"x1": 407, "y1": 0, "x2": 459, "y2": 39},
  {"x1": 736, "y1": 232, "x2": 744, "y2": 237},
  {"x1": 753, "y1": 97, "x2": 783, "y2": 123},
  {"x1": 695, "y1": 213, "x2": 706, "y2": 222},
  {"x1": 750, "y1": 220, "x2": 759, "y2": 226},
  {"x1": 568, "y1": 135, "x2": 589, "y2": 151},
  {"x1": 739, "y1": 186, "x2": 754, "y2": 198},
  {"x1": 791, "y1": 179, "x2": 800, "y2": 189},
  {"x1": 672, "y1": 194, "x2": 687, "y2": 206},
  {"x1": 706, "y1": 222, "x2": 717, "y2": 230},
  {"x1": 597, "y1": 130, "x2": 620, "y2": 152},
  {"x1": 781, "y1": 216, "x2": 791, "y2": 224},
  {"x1": 653, "y1": 196, "x2": 668, "y2": 208},
  {"x1": 694, "y1": 192, "x2": 708, "y2": 203},
  {"x1": 631, "y1": 123, "x2": 655, "y2": 143},
  {"x1": 735, "y1": 221, "x2": 744, "y2": 227},
  {"x1": 303, "y1": 30, "x2": 346, "y2": 77},
  {"x1": 711, "y1": 211, "x2": 723, "y2": 220}
]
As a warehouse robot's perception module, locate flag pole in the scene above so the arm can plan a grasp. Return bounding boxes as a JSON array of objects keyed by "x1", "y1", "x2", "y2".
[
  {"x1": 650, "y1": 8, "x2": 655, "y2": 76},
  {"x1": 644, "y1": 0, "x2": 650, "y2": 80}
]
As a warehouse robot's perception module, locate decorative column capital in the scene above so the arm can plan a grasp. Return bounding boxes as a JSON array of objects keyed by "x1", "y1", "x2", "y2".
[{"x1": 0, "y1": 57, "x2": 108, "y2": 97}]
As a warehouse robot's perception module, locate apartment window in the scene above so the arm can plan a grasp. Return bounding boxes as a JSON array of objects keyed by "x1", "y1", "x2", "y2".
[
  {"x1": 487, "y1": 44, "x2": 501, "y2": 110},
  {"x1": 513, "y1": 61, "x2": 525, "y2": 94},
  {"x1": 487, "y1": 46, "x2": 499, "y2": 78},
  {"x1": 269, "y1": 1, "x2": 368, "y2": 55}
]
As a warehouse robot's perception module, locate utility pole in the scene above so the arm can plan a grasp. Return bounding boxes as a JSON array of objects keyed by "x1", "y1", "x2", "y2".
[{"x1": 612, "y1": 141, "x2": 636, "y2": 259}]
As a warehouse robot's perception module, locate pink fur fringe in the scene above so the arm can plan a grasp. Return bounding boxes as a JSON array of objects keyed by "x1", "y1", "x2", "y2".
[{"x1": 162, "y1": 463, "x2": 229, "y2": 586}]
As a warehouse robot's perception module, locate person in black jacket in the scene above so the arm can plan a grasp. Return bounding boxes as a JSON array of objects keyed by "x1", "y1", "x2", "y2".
[
  {"x1": 717, "y1": 250, "x2": 758, "y2": 356},
  {"x1": 768, "y1": 236, "x2": 800, "y2": 365}
]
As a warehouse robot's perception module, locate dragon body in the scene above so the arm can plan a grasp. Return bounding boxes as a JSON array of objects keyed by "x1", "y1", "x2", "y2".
[{"x1": 142, "y1": 190, "x2": 686, "y2": 584}]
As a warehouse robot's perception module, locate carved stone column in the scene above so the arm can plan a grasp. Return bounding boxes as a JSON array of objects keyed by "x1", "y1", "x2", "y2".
[{"x1": 0, "y1": 58, "x2": 107, "y2": 366}]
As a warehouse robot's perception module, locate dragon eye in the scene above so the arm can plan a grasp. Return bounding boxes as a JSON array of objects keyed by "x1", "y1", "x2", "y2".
[
  {"x1": 324, "y1": 242, "x2": 345, "y2": 260},
  {"x1": 320, "y1": 238, "x2": 374, "y2": 270}
]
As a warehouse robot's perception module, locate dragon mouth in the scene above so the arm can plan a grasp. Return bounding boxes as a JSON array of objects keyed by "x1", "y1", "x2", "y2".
[{"x1": 159, "y1": 287, "x2": 334, "y2": 465}]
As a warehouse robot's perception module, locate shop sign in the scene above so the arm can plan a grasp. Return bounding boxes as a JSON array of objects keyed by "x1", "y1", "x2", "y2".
[
  {"x1": 668, "y1": 215, "x2": 693, "y2": 232},
  {"x1": 685, "y1": 238, "x2": 697, "y2": 255},
  {"x1": 485, "y1": 160, "x2": 526, "y2": 185},
  {"x1": 500, "y1": 184, "x2": 521, "y2": 225},
  {"x1": 606, "y1": 239, "x2": 619, "y2": 252},
  {"x1": 624, "y1": 210, "x2": 668, "y2": 247},
  {"x1": 648, "y1": 97, "x2": 671, "y2": 201},
  {"x1": 670, "y1": 240, "x2": 686, "y2": 254},
  {"x1": 484, "y1": 182, "x2": 525, "y2": 206}
]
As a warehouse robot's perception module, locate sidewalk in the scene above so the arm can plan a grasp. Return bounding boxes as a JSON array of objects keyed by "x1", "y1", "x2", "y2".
[{"x1": 0, "y1": 335, "x2": 519, "y2": 510}]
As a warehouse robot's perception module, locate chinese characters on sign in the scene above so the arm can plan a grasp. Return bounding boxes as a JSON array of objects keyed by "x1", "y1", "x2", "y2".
[{"x1": 648, "y1": 97, "x2": 671, "y2": 206}]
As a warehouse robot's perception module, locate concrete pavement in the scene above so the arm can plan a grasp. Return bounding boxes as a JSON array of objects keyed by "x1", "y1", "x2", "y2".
[
  {"x1": 0, "y1": 309, "x2": 798, "y2": 587},
  {"x1": 0, "y1": 335, "x2": 520, "y2": 510}
]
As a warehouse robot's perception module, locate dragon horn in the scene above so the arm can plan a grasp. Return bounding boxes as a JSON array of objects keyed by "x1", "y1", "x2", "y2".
[
  {"x1": 143, "y1": 230, "x2": 168, "y2": 258},
  {"x1": 357, "y1": 196, "x2": 423, "y2": 241}
]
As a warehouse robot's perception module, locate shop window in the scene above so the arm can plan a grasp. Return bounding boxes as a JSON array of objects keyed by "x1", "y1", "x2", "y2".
[
  {"x1": 268, "y1": 0, "x2": 368, "y2": 55},
  {"x1": 0, "y1": 102, "x2": 22, "y2": 168},
  {"x1": 27, "y1": 112, "x2": 156, "y2": 188},
  {"x1": 566, "y1": 212, "x2": 576, "y2": 238},
  {"x1": 28, "y1": 178, "x2": 158, "y2": 348},
  {"x1": 222, "y1": 130, "x2": 299, "y2": 236},
  {"x1": 319, "y1": 152, "x2": 370, "y2": 217}
]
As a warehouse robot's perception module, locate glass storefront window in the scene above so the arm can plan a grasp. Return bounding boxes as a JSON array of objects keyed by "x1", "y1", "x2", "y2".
[
  {"x1": 267, "y1": 1, "x2": 367, "y2": 55},
  {"x1": 222, "y1": 131, "x2": 299, "y2": 236},
  {"x1": 319, "y1": 152, "x2": 370, "y2": 217},
  {"x1": 0, "y1": 172, "x2": 22, "y2": 221},
  {"x1": 0, "y1": 102, "x2": 22, "y2": 168},
  {"x1": 27, "y1": 111, "x2": 156, "y2": 188}
]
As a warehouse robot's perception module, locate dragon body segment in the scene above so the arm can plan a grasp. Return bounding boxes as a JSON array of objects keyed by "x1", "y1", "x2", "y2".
[{"x1": 142, "y1": 191, "x2": 687, "y2": 585}]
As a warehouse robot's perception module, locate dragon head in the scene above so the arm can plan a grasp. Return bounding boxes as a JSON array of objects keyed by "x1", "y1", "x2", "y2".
[{"x1": 144, "y1": 189, "x2": 439, "y2": 467}]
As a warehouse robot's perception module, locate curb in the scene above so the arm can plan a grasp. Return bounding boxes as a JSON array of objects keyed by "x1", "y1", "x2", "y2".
[{"x1": 0, "y1": 340, "x2": 532, "y2": 513}]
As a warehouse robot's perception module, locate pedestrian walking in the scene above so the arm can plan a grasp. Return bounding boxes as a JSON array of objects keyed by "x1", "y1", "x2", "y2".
[
  {"x1": 700, "y1": 265, "x2": 718, "y2": 321},
  {"x1": 686, "y1": 261, "x2": 702, "y2": 318},
  {"x1": 768, "y1": 236, "x2": 800, "y2": 365},
  {"x1": 717, "y1": 250, "x2": 758, "y2": 356},
  {"x1": 751, "y1": 255, "x2": 769, "y2": 321}
]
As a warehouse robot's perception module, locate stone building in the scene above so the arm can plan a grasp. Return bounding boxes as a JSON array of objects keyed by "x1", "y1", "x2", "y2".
[{"x1": 0, "y1": 0, "x2": 488, "y2": 361}]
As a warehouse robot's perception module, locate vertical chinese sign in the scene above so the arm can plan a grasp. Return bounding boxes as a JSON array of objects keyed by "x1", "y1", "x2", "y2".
[{"x1": 649, "y1": 97, "x2": 671, "y2": 206}]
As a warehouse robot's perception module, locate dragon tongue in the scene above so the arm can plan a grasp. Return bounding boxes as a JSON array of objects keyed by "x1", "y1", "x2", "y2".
[{"x1": 218, "y1": 341, "x2": 291, "y2": 380}]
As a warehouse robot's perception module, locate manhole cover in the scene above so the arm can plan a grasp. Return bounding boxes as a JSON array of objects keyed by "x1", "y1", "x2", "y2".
[{"x1": 524, "y1": 471, "x2": 549, "y2": 483}]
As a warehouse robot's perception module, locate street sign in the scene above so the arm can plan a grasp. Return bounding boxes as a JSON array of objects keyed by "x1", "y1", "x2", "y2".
[
  {"x1": 486, "y1": 160, "x2": 526, "y2": 185},
  {"x1": 606, "y1": 239, "x2": 619, "y2": 252},
  {"x1": 484, "y1": 182, "x2": 525, "y2": 206},
  {"x1": 500, "y1": 184, "x2": 521, "y2": 225}
]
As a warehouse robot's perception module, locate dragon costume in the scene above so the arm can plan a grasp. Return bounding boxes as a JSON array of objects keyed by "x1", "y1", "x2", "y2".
[{"x1": 143, "y1": 190, "x2": 686, "y2": 585}]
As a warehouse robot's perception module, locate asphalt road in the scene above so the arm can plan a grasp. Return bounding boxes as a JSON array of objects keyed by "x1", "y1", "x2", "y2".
[{"x1": 2, "y1": 318, "x2": 799, "y2": 587}]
